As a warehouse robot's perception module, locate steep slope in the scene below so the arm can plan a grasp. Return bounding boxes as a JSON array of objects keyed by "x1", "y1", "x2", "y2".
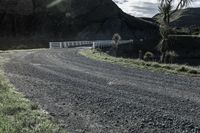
[{"x1": 0, "y1": 0, "x2": 159, "y2": 49}]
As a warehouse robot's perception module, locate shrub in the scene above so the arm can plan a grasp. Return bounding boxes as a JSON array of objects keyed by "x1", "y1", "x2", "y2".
[
  {"x1": 188, "y1": 69, "x2": 199, "y2": 74},
  {"x1": 151, "y1": 63, "x2": 161, "y2": 68},
  {"x1": 145, "y1": 63, "x2": 151, "y2": 66},
  {"x1": 143, "y1": 52, "x2": 155, "y2": 61},
  {"x1": 96, "y1": 48, "x2": 102, "y2": 52},
  {"x1": 92, "y1": 50, "x2": 96, "y2": 54},
  {"x1": 31, "y1": 103, "x2": 39, "y2": 110},
  {"x1": 161, "y1": 65, "x2": 172, "y2": 70},
  {"x1": 176, "y1": 66, "x2": 188, "y2": 72},
  {"x1": 192, "y1": 32, "x2": 200, "y2": 35},
  {"x1": 165, "y1": 51, "x2": 178, "y2": 63}
]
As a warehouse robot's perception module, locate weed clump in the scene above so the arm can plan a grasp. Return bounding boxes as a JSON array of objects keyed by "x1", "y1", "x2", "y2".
[
  {"x1": 143, "y1": 52, "x2": 155, "y2": 61},
  {"x1": 165, "y1": 51, "x2": 178, "y2": 63},
  {"x1": 176, "y1": 66, "x2": 189, "y2": 72},
  {"x1": 188, "y1": 69, "x2": 199, "y2": 74},
  {"x1": 31, "y1": 103, "x2": 39, "y2": 110},
  {"x1": 161, "y1": 65, "x2": 173, "y2": 70},
  {"x1": 151, "y1": 63, "x2": 161, "y2": 68}
]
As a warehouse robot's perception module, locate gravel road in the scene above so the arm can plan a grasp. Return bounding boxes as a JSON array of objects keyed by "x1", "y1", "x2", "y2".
[{"x1": 3, "y1": 48, "x2": 200, "y2": 133}]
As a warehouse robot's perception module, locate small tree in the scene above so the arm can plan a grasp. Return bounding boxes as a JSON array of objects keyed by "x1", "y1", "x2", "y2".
[
  {"x1": 111, "y1": 33, "x2": 121, "y2": 57},
  {"x1": 112, "y1": 33, "x2": 121, "y2": 48},
  {"x1": 158, "y1": 0, "x2": 193, "y2": 63}
]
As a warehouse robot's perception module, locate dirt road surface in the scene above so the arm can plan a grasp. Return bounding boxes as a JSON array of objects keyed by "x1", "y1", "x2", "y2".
[{"x1": 3, "y1": 48, "x2": 200, "y2": 133}]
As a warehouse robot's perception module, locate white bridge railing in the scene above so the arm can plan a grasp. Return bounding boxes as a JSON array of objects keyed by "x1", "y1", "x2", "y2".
[
  {"x1": 49, "y1": 40, "x2": 133, "y2": 49},
  {"x1": 92, "y1": 40, "x2": 133, "y2": 49},
  {"x1": 49, "y1": 41, "x2": 92, "y2": 49}
]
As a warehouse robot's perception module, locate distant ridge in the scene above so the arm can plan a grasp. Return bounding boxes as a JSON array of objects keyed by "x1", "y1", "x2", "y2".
[{"x1": 154, "y1": 7, "x2": 200, "y2": 28}]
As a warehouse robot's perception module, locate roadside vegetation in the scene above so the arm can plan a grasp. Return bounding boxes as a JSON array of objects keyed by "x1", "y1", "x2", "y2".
[
  {"x1": 0, "y1": 53, "x2": 67, "y2": 133},
  {"x1": 0, "y1": 74, "x2": 67, "y2": 133},
  {"x1": 83, "y1": 0, "x2": 200, "y2": 76},
  {"x1": 157, "y1": 0, "x2": 192, "y2": 63},
  {"x1": 80, "y1": 49, "x2": 200, "y2": 76}
]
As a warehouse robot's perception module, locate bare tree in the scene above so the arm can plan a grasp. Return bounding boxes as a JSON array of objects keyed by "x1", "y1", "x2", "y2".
[{"x1": 158, "y1": 0, "x2": 193, "y2": 63}]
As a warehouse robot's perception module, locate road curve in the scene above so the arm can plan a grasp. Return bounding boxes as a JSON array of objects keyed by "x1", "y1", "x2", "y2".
[{"x1": 3, "y1": 48, "x2": 200, "y2": 133}]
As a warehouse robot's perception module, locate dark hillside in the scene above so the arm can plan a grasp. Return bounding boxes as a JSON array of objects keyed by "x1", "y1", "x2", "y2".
[
  {"x1": 170, "y1": 8, "x2": 200, "y2": 28},
  {"x1": 0, "y1": 0, "x2": 159, "y2": 49},
  {"x1": 154, "y1": 8, "x2": 200, "y2": 28}
]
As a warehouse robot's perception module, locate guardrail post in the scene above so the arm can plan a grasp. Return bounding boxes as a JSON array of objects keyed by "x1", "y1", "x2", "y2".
[
  {"x1": 59, "y1": 42, "x2": 62, "y2": 48},
  {"x1": 92, "y1": 42, "x2": 95, "y2": 49},
  {"x1": 49, "y1": 42, "x2": 52, "y2": 49},
  {"x1": 63, "y1": 42, "x2": 68, "y2": 48}
]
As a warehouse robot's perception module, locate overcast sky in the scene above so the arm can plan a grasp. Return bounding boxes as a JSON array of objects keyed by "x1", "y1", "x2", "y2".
[{"x1": 113, "y1": 0, "x2": 200, "y2": 17}]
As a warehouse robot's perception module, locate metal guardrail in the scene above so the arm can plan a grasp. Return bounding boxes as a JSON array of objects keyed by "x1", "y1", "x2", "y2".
[
  {"x1": 92, "y1": 40, "x2": 133, "y2": 49},
  {"x1": 49, "y1": 40, "x2": 133, "y2": 49},
  {"x1": 49, "y1": 42, "x2": 63, "y2": 49},
  {"x1": 49, "y1": 41, "x2": 92, "y2": 49}
]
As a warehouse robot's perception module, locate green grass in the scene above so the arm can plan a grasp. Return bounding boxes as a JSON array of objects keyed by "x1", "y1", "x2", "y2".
[
  {"x1": 0, "y1": 52, "x2": 67, "y2": 133},
  {"x1": 0, "y1": 75, "x2": 67, "y2": 133},
  {"x1": 80, "y1": 49, "x2": 200, "y2": 76}
]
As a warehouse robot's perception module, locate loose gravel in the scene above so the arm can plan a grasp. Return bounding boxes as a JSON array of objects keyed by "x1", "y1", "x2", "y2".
[{"x1": 3, "y1": 48, "x2": 200, "y2": 133}]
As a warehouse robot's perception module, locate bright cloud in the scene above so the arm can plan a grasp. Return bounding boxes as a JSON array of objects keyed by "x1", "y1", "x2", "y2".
[{"x1": 113, "y1": 0, "x2": 200, "y2": 17}]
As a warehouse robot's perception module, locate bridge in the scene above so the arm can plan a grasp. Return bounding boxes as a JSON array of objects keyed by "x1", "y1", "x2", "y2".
[{"x1": 49, "y1": 40, "x2": 133, "y2": 49}]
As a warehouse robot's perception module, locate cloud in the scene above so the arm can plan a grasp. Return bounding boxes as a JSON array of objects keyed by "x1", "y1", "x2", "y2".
[
  {"x1": 130, "y1": 2, "x2": 159, "y2": 17},
  {"x1": 113, "y1": 0, "x2": 200, "y2": 17}
]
